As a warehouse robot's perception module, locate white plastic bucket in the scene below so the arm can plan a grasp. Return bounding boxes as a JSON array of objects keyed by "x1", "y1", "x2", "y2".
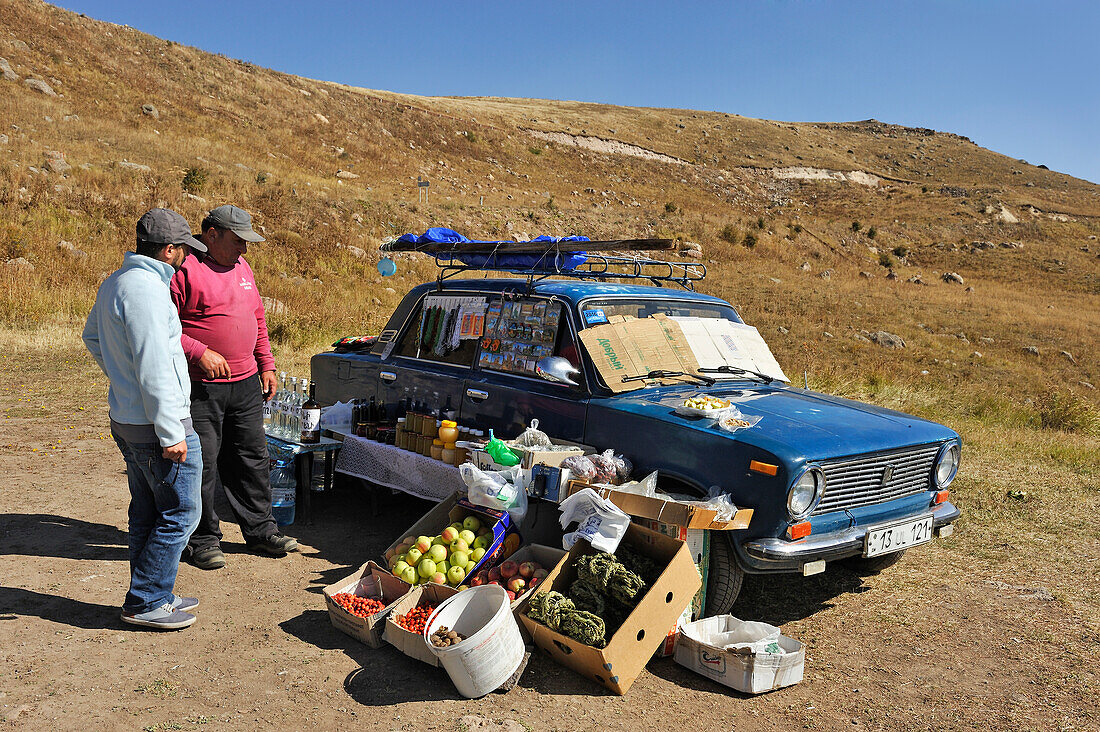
[{"x1": 423, "y1": 584, "x2": 525, "y2": 698}]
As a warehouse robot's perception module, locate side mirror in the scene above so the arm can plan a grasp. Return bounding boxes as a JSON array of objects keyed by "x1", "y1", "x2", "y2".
[{"x1": 535, "y1": 356, "x2": 580, "y2": 387}]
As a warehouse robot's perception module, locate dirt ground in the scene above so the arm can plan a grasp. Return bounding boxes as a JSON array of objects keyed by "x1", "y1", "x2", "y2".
[{"x1": 1, "y1": 349, "x2": 1097, "y2": 732}]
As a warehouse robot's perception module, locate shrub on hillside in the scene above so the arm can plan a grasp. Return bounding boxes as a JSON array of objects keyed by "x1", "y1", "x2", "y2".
[
  {"x1": 867, "y1": 226, "x2": 877, "y2": 239},
  {"x1": 1035, "y1": 390, "x2": 1099, "y2": 433},
  {"x1": 879, "y1": 252, "x2": 894, "y2": 268},
  {"x1": 664, "y1": 201, "x2": 677, "y2": 214},
  {"x1": 756, "y1": 217, "x2": 766, "y2": 229},
  {"x1": 182, "y1": 166, "x2": 208, "y2": 193},
  {"x1": 892, "y1": 245, "x2": 908, "y2": 258},
  {"x1": 851, "y1": 221, "x2": 862, "y2": 232},
  {"x1": 718, "y1": 224, "x2": 740, "y2": 244},
  {"x1": 742, "y1": 232, "x2": 757, "y2": 248}
]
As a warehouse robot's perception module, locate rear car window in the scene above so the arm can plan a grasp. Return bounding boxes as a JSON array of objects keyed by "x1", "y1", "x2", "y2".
[{"x1": 395, "y1": 294, "x2": 486, "y2": 368}]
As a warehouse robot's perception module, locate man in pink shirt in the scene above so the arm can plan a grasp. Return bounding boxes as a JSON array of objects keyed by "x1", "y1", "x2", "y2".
[{"x1": 171, "y1": 205, "x2": 297, "y2": 570}]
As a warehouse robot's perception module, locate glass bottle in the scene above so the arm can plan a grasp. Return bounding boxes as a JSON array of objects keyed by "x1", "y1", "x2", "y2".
[{"x1": 300, "y1": 381, "x2": 321, "y2": 443}]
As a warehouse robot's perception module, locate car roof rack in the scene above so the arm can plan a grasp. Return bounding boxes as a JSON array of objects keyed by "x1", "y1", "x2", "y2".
[{"x1": 380, "y1": 238, "x2": 707, "y2": 290}]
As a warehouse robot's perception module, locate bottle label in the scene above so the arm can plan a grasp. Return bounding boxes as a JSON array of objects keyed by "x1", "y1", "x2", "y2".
[{"x1": 301, "y1": 408, "x2": 321, "y2": 432}]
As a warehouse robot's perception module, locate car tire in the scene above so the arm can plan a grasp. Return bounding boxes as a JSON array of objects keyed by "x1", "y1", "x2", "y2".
[
  {"x1": 841, "y1": 549, "x2": 906, "y2": 575},
  {"x1": 704, "y1": 532, "x2": 744, "y2": 616}
]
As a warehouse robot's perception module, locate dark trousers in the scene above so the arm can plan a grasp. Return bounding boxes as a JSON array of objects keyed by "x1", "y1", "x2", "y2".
[{"x1": 188, "y1": 375, "x2": 276, "y2": 550}]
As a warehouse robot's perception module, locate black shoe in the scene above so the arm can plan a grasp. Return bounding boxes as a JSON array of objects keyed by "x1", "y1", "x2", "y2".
[
  {"x1": 249, "y1": 533, "x2": 298, "y2": 556},
  {"x1": 189, "y1": 546, "x2": 226, "y2": 570}
]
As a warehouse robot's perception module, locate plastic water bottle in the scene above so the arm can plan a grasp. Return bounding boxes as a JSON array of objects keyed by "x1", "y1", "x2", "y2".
[{"x1": 270, "y1": 457, "x2": 297, "y2": 526}]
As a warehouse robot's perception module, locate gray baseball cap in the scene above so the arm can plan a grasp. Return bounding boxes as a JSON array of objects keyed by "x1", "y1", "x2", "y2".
[
  {"x1": 203, "y1": 204, "x2": 265, "y2": 243},
  {"x1": 136, "y1": 208, "x2": 205, "y2": 252}
]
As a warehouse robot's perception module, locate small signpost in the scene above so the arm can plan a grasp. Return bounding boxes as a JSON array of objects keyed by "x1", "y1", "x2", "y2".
[{"x1": 417, "y1": 176, "x2": 430, "y2": 203}]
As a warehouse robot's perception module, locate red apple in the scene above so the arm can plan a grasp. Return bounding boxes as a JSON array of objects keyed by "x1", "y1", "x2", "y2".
[
  {"x1": 469, "y1": 570, "x2": 487, "y2": 587},
  {"x1": 507, "y1": 577, "x2": 526, "y2": 593},
  {"x1": 488, "y1": 566, "x2": 502, "y2": 583},
  {"x1": 532, "y1": 568, "x2": 549, "y2": 581},
  {"x1": 505, "y1": 590, "x2": 516, "y2": 602},
  {"x1": 499, "y1": 560, "x2": 519, "y2": 579},
  {"x1": 518, "y1": 561, "x2": 538, "y2": 579},
  {"x1": 528, "y1": 576, "x2": 540, "y2": 589}
]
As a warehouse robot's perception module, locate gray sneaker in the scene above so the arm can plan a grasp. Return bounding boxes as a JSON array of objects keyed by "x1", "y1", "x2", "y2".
[
  {"x1": 122, "y1": 603, "x2": 196, "y2": 630},
  {"x1": 171, "y1": 595, "x2": 199, "y2": 612}
]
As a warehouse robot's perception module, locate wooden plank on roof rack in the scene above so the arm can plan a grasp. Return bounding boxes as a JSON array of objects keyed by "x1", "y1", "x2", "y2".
[{"x1": 381, "y1": 238, "x2": 675, "y2": 254}]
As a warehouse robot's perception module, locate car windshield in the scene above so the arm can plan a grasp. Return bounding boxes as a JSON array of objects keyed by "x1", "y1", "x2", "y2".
[{"x1": 577, "y1": 298, "x2": 743, "y2": 327}]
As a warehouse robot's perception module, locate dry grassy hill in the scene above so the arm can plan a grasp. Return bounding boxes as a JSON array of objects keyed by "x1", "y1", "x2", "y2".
[{"x1": 0, "y1": 0, "x2": 1097, "y2": 424}]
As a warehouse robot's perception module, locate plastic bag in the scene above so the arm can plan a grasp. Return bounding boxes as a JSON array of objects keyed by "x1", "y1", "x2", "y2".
[
  {"x1": 616, "y1": 454, "x2": 633, "y2": 481},
  {"x1": 513, "y1": 418, "x2": 552, "y2": 448},
  {"x1": 608, "y1": 471, "x2": 659, "y2": 497},
  {"x1": 561, "y1": 455, "x2": 597, "y2": 480},
  {"x1": 557, "y1": 487, "x2": 630, "y2": 553},
  {"x1": 319, "y1": 401, "x2": 353, "y2": 431},
  {"x1": 715, "y1": 619, "x2": 783, "y2": 655},
  {"x1": 661, "y1": 485, "x2": 741, "y2": 522},
  {"x1": 588, "y1": 449, "x2": 620, "y2": 484},
  {"x1": 715, "y1": 411, "x2": 762, "y2": 434},
  {"x1": 485, "y1": 429, "x2": 521, "y2": 467},
  {"x1": 458, "y1": 462, "x2": 529, "y2": 522}
]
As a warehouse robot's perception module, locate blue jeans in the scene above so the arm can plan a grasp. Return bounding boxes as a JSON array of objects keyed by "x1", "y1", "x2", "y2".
[{"x1": 111, "y1": 430, "x2": 202, "y2": 613}]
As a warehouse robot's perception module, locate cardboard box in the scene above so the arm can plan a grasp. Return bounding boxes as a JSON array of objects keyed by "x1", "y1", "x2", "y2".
[
  {"x1": 383, "y1": 491, "x2": 518, "y2": 583},
  {"x1": 323, "y1": 561, "x2": 412, "y2": 648},
  {"x1": 518, "y1": 522, "x2": 702, "y2": 695},
  {"x1": 565, "y1": 480, "x2": 753, "y2": 531},
  {"x1": 674, "y1": 615, "x2": 805, "y2": 694},
  {"x1": 471, "y1": 437, "x2": 592, "y2": 472},
  {"x1": 382, "y1": 582, "x2": 460, "y2": 666},
  {"x1": 637, "y1": 521, "x2": 709, "y2": 657},
  {"x1": 485, "y1": 544, "x2": 568, "y2": 610}
]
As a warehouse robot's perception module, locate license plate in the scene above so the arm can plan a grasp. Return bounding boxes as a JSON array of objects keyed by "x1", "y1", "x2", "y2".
[{"x1": 864, "y1": 515, "x2": 934, "y2": 557}]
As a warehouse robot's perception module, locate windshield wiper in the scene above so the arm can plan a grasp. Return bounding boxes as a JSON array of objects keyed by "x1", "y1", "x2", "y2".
[
  {"x1": 622, "y1": 370, "x2": 716, "y2": 387},
  {"x1": 697, "y1": 365, "x2": 774, "y2": 384}
]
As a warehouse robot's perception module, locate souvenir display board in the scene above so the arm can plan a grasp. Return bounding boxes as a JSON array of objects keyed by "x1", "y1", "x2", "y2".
[{"x1": 478, "y1": 298, "x2": 562, "y2": 377}]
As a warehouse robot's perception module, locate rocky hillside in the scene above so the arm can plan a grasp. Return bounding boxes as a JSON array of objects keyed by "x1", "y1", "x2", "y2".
[{"x1": 0, "y1": 0, "x2": 1096, "y2": 412}]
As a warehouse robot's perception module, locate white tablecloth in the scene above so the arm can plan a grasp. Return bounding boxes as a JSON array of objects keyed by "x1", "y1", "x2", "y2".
[{"x1": 334, "y1": 435, "x2": 465, "y2": 502}]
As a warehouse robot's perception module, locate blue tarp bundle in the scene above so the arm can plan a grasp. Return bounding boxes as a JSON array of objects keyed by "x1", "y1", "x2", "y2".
[{"x1": 395, "y1": 227, "x2": 589, "y2": 271}]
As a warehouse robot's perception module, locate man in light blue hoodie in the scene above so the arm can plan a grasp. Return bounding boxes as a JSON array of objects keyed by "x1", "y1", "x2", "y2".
[{"x1": 83, "y1": 208, "x2": 205, "y2": 630}]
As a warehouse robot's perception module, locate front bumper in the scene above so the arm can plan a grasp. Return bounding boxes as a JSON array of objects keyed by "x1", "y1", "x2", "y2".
[{"x1": 741, "y1": 500, "x2": 960, "y2": 572}]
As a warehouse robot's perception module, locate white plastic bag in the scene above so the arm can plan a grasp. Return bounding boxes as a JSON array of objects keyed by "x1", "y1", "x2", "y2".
[
  {"x1": 319, "y1": 401, "x2": 353, "y2": 432},
  {"x1": 557, "y1": 487, "x2": 630, "y2": 553},
  {"x1": 513, "y1": 418, "x2": 552, "y2": 448},
  {"x1": 458, "y1": 462, "x2": 529, "y2": 522}
]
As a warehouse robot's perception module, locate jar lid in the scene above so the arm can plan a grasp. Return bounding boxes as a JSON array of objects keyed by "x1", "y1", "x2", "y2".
[
  {"x1": 441, "y1": 420, "x2": 457, "y2": 428},
  {"x1": 433, "y1": 438, "x2": 443, "y2": 445},
  {"x1": 397, "y1": 418, "x2": 406, "y2": 424},
  {"x1": 443, "y1": 442, "x2": 456, "y2": 449}
]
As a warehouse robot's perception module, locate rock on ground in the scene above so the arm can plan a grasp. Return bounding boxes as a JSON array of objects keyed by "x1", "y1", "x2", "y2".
[
  {"x1": 4, "y1": 257, "x2": 34, "y2": 271},
  {"x1": 23, "y1": 78, "x2": 56, "y2": 96},
  {"x1": 0, "y1": 56, "x2": 18, "y2": 82},
  {"x1": 867, "y1": 331, "x2": 905, "y2": 349},
  {"x1": 141, "y1": 103, "x2": 159, "y2": 119},
  {"x1": 456, "y1": 715, "x2": 528, "y2": 732},
  {"x1": 335, "y1": 170, "x2": 359, "y2": 179},
  {"x1": 1023, "y1": 346, "x2": 1040, "y2": 357},
  {"x1": 261, "y1": 297, "x2": 286, "y2": 315},
  {"x1": 117, "y1": 160, "x2": 151, "y2": 172},
  {"x1": 942, "y1": 272, "x2": 964, "y2": 284}
]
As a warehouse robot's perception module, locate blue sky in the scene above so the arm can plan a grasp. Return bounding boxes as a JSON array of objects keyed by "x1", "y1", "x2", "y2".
[{"x1": 57, "y1": 0, "x2": 1099, "y2": 183}]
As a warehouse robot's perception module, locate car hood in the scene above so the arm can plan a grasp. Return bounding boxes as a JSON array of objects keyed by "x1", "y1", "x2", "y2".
[{"x1": 593, "y1": 384, "x2": 957, "y2": 462}]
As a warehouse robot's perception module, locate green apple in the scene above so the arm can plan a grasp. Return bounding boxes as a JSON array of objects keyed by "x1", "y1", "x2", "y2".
[
  {"x1": 440, "y1": 526, "x2": 460, "y2": 543},
  {"x1": 465, "y1": 560, "x2": 477, "y2": 574},
  {"x1": 415, "y1": 536, "x2": 432, "y2": 553},
  {"x1": 418, "y1": 558, "x2": 437, "y2": 578},
  {"x1": 405, "y1": 547, "x2": 423, "y2": 565},
  {"x1": 458, "y1": 529, "x2": 476, "y2": 546},
  {"x1": 392, "y1": 560, "x2": 410, "y2": 576},
  {"x1": 462, "y1": 515, "x2": 482, "y2": 533},
  {"x1": 473, "y1": 534, "x2": 492, "y2": 551},
  {"x1": 398, "y1": 566, "x2": 417, "y2": 584},
  {"x1": 471, "y1": 546, "x2": 486, "y2": 562},
  {"x1": 449, "y1": 538, "x2": 469, "y2": 554},
  {"x1": 447, "y1": 566, "x2": 466, "y2": 586},
  {"x1": 438, "y1": 560, "x2": 450, "y2": 574},
  {"x1": 450, "y1": 550, "x2": 469, "y2": 568},
  {"x1": 427, "y1": 544, "x2": 448, "y2": 564},
  {"x1": 430, "y1": 571, "x2": 447, "y2": 585}
]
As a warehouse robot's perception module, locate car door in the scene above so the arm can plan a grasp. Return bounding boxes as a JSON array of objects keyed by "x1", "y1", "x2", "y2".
[
  {"x1": 463, "y1": 295, "x2": 589, "y2": 442},
  {"x1": 376, "y1": 291, "x2": 486, "y2": 424}
]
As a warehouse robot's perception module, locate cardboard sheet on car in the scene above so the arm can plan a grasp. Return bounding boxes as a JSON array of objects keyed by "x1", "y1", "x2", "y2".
[
  {"x1": 579, "y1": 315, "x2": 697, "y2": 393},
  {"x1": 518, "y1": 522, "x2": 702, "y2": 695},
  {"x1": 323, "y1": 561, "x2": 412, "y2": 648}
]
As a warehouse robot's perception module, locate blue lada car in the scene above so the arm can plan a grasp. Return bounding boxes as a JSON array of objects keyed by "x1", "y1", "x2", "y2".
[{"x1": 312, "y1": 277, "x2": 961, "y2": 614}]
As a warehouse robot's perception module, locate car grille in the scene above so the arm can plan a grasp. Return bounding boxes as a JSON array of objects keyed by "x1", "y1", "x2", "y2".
[{"x1": 813, "y1": 443, "x2": 941, "y2": 516}]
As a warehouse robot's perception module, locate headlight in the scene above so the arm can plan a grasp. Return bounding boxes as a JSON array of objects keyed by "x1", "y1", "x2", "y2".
[
  {"x1": 934, "y1": 442, "x2": 960, "y2": 488},
  {"x1": 787, "y1": 466, "x2": 824, "y2": 520}
]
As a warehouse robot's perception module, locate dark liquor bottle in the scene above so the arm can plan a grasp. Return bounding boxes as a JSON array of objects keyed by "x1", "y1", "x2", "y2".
[
  {"x1": 300, "y1": 381, "x2": 321, "y2": 444},
  {"x1": 365, "y1": 396, "x2": 378, "y2": 440},
  {"x1": 350, "y1": 399, "x2": 361, "y2": 437},
  {"x1": 442, "y1": 395, "x2": 456, "y2": 422}
]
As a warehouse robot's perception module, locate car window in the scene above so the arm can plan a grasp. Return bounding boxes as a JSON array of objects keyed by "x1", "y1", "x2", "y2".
[
  {"x1": 476, "y1": 297, "x2": 563, "y2": 378},
  {"x1": 395, "y1": 294, "x2": 485, "y2": 368},
  {"x1": 579, "y1": 298, "x2": 742, "y2": 326}
]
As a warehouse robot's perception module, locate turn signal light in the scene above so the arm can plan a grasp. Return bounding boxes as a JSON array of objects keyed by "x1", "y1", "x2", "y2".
[
  {"x1": 934, "y1": 490, "x2": 950, "y2": 504},
  {"x1": 787, "y1": 521, "x2": 811, "y2": 540},
  {"x1": 749, "y1": 460, "x2": 778, "y2": 476}
]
